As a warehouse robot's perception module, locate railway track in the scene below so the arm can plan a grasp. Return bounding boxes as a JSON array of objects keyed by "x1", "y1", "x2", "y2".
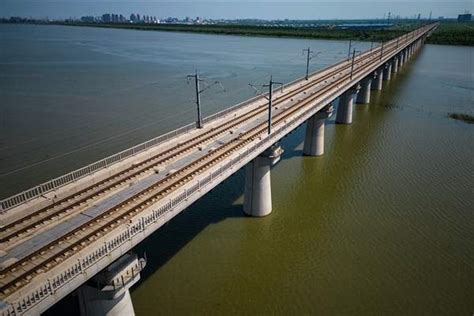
[
  {"x1": 0, "y1": 32, "x2": 407, "y2": 249},
  {"x1": 0, "y1": 29, "x2": 422, "y2": 296}
]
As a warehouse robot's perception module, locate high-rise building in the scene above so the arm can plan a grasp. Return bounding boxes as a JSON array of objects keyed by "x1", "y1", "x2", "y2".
[
  {"x1": 102, "y1": 14, "x2": 112, "y2": 23},
  {"x1": 458, "y1": 13, "x2": 472, "y2": 22}
]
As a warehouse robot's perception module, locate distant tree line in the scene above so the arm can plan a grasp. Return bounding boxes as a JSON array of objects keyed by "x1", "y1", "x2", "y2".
[{"x1": 54, "y1": 21, "x2": 473, "y2": 46}]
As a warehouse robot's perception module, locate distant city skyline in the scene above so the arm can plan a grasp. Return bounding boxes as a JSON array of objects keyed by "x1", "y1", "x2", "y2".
[{"x1": 1, "y1": 1, "x2": 471, "y2": 20}]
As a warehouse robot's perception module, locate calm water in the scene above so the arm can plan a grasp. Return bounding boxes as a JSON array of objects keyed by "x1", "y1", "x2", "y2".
[{"x1": 1, "y1": 25, "x2": 473, "y2": 315}]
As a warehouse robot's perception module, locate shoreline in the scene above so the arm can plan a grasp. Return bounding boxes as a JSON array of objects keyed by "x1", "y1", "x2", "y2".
[{"x1": 3, "y1": 21, "x2": 473, "y2": 46}]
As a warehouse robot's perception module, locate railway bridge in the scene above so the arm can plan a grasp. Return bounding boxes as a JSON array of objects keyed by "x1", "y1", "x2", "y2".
[{"x1": 0, "y1": 23, "x2": 438, "y2": 316}]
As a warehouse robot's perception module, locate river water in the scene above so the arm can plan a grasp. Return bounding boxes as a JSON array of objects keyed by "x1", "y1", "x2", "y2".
[{"x1": 1, "y1": 25, "x2": 473, "y2": 315}]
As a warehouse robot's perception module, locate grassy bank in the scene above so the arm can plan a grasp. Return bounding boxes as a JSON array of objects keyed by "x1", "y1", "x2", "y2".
[{"x1": 54, "y1": 21, "x2": 473, "y2": 46}]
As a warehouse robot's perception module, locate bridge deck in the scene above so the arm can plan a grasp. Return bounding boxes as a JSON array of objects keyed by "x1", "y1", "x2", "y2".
[{"x1": 0, "y1": 23, "x2": 437, "y2": 316}]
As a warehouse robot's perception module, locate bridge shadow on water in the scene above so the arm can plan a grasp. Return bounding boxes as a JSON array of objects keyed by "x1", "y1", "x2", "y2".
[{"x1": 133, "y1": 170, "x2": 247, "y2": 282}]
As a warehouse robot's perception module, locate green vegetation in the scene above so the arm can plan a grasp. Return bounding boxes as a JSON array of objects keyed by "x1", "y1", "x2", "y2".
[
  {"x1": 58, "y1": 22, "x2": 419, "y2": 43},
  {"x1": 448, "y1": 112, "x2": 474, "y2": 124},
  {"x1": 56, "y1": 21, "x2": 473, "y2": 46},
  {"x1": 426, "y1": 22, "x2": 474, "y2": 46}
]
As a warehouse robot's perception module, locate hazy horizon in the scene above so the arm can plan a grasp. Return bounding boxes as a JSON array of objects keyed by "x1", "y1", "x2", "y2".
[{"x1": 1, "y1": 1, "x2": 471, "y2": 20}]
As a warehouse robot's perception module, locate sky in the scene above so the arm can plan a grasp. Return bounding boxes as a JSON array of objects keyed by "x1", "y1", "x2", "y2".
[{"x1": 1, "y1": 0, "x2": 472, "y2": 20}]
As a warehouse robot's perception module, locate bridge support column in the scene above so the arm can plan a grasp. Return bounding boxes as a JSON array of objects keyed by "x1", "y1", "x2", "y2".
[
  {"x1": 244, "y1": 145, "x2": 283, "y2": 217},
  {"x1": 356, "y1": 77, "x2": 372, "y2": 104},
  {"x1": 78, "y1": 253, "x2": 146, "y2": 316},
  {"x1": 392, "y1": 57, "x2": 399, "y2": 74},
  {"x1": 383, "y1": 62, "x2": 392, "y2": 81},
  {"x1": 372, "y1": 68, "x2": 383, "y2": 91},
  {"x1": 336, "y1": 85, "x2": 360, "y2": 124},
  {"x1": 303, "y1": 104, "x2": 334, "y2": 156}
]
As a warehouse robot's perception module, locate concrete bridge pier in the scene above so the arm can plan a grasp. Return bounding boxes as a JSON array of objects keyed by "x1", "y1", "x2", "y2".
[
  {"x1": 303, "y1": 104, "x2": 334, "y2": 156},
  {"x1": 372, "y1": 68, "x2": 383, "y2": 91},
  {"x1": 383, "y1": 62, "x2": 392, "y2": 81},
  {"x1": 78, "y1": 253, "x2": 146, "y2": 316},
  {"x1": 244, "y1": 145, "x2": 283, "y2": 217},
  {"x1": 336, "y1": 85, "x2": 360, "y2": 124},
  {"x1": 392, "y1": 57, "x2": 399, "y2": 74},
  {"x1": 356, "y1": 77, "x2": 372, "y2": 104},
  {"x1": 399, "y1": 51, "x2": 405, "y2": 68}
]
